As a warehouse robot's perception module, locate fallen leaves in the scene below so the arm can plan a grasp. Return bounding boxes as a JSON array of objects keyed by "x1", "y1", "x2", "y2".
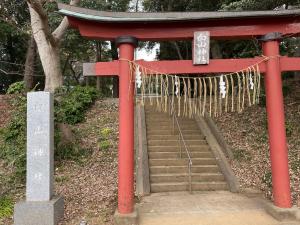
[
  {"x1": 56, "y1": 98, "x2": 119, "y2": 225},
  {"x1": 215, "y1": 87, "x2": 300, "y2": 206}
]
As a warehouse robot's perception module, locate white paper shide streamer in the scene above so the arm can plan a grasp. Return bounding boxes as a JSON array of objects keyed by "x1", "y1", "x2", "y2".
[
  {"x1": 219, "y1": 75, "x2": 226, "y2": 99},
  {"x1": 135, "y1": 65, "x2": 142, "y2": 88}
]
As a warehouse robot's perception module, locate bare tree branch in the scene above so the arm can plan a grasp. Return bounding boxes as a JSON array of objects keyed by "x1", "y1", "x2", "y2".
[
  {"x1": 52, "y1": 0, "x2": 81, "y2": 44},
  {"x1": 26, "y1": 0, "x2": 57, "y2": 46},
  {"x1": 26, "y1": 0, "x2": 47, "y2": 20},
  {"x1": 27, "y1": 0, "x2": 80, "y2": 47},
  {"x1": 172, "y1": 41, "x2": 184, "y2": 60}
]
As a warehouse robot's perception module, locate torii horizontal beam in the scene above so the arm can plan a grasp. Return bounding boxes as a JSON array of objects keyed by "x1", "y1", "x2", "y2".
[
  {"x1": 83, "y1": 57, "x2": 300, "y2": 76},
  {"x1": 69, "y1": 17, "x2": 300, "y2": 41}
]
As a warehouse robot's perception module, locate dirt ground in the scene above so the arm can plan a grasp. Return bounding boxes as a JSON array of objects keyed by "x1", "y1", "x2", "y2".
[
  {"x1": 214, "y1": 81, "x2": 300, "y2": 206},
  {"x1": 56, "y1": 99, "x2": 119, "y2": 225}
]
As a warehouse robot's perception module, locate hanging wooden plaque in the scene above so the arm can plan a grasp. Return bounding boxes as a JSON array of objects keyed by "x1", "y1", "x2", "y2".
[{"x1": 193, "y1": 31, "x2": 210, "y2": 65}]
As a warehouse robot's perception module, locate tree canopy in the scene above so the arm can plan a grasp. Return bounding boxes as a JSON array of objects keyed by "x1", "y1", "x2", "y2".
[{"x1": 0, "y1": 0, "x2": 299, "y2": 93}]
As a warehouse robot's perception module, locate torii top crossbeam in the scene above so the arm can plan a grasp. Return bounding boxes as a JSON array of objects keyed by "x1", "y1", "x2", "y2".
[
  {"x1": 58, "y1": 3, "x2": 300, "y2": 40},
  {"x1": 58, "y1": 3, "x2": 299, "y2": 219}
]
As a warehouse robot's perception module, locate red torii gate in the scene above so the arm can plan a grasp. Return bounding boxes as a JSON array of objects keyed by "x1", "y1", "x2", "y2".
[{"x1": 59, "y1": 3, "x2": 300, "y2": 218}]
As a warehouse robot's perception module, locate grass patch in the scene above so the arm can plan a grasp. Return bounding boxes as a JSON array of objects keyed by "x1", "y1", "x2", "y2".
[
  {"x1": 55, "y1": 175, "x2": 70, "y2": 183},
  {"x1": 98, "y1": 127, "x2": 113, "y2": 151},
  {"x1": 0, "y1": 196, "x2": 13, "y2": 219},
  {"x1": 98, "y1": 140, "x2": 110, "y2": 151},
  {"x1": 55, "y1": 141, "x2": 90, "y2": 162},
  {"x1": 100, "y1": 128, "x2": 112, "y2": 139},
  {"x1": 233, "y1": 148, "x2": 252, "y2": 161}
]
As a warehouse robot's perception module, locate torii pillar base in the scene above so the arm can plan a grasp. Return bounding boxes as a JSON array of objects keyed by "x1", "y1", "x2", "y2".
[{"x1": 114, "y1": 207, "x2": 138, "y2": 225}]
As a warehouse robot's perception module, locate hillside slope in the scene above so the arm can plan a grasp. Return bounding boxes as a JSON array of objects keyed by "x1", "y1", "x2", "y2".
[{"x1": 214, "y1": 82, "x2": 300, "y2": 206}]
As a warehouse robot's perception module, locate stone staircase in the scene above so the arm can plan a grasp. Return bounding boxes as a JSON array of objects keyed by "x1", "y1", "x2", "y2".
[{"x1": 145, "y1": 104, "x2": 228, "y2": 193}]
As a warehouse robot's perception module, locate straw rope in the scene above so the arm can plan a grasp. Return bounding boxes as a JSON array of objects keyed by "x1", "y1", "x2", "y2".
[{"x1": 119, "y1": 56, "x2": 276, "y2": 118}]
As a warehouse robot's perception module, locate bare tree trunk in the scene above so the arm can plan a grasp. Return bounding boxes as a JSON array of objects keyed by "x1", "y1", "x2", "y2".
[
  {"x1": 96, "y1": 41, "x2": 103, "y2": 91},
  {"x1": 113, "y1": 76, "x2": 119, "y2": 98},
  {"x1": 294, "y1": 38, "x2": 300, "y2": 81},
  {"x1": 24, "y1": 35, "x2": 36, "y2": 90},
  {"x1": 172, "y1": 41, "x2": 184, "y2": 60},
  {"x1": 28, "y1": 4, "x2": 62, "y2": 92},
  {"x1": 27, "y1": 0, "x2": 80, "y2": 92},
  {"x1": 85, "y1": 77, "x2": 90, "y2": 86},
  {"x1": 167, "y1": 0, "x2": 173, "y2": 11},
  {"x1": 135, "y1": 0, "x2": 140, "y2": 11},
  {"x1": 211, "y1": 40, "x2": 223, "y2": 59},
  {"x1": 96, "y1": 77, "x2": 101, "y2": 90},
  {"x1": 111, "y1": 41, "x2": 119, "y2": 98}
]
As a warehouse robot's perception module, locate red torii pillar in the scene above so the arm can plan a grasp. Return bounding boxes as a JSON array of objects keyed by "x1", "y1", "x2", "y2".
[
  {"x1": 261, "y1": 32, "x2": 292, "y2": 208},
  {"x1": 115, "y1": 36, "x2": 138, "y2": 215}
]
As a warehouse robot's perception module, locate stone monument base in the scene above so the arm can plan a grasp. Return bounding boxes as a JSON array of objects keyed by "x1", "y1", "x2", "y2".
[
  {"x1": 14, "y1": 196, "x2": 64, "y2": 225},
  {"x1": 114, "y1": 207, "x2": 138, "y2": 225}
]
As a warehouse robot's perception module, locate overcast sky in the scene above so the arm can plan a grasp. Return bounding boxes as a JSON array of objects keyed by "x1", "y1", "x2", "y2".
[{"x1": 129, "y1": 0, "x2": 159, "y2": 61}]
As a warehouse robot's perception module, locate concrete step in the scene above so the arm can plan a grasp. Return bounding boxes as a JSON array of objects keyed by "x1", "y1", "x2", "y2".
[
  {"x1": 148, "y1": 145, "x2": 210, "y2": 152},
  {"x1": 146, "y1": 113, "x2": 192, "y2": 117},
  {"x1": 146, "y1": 117, "x2": 194, "y2": 122},
  {"x1": 148, "y1": 140, "x2": 207, "y2": 146},
  {"x1": 150, "y1": 181, "x2": 228, "y2": 192},
  {"x1": 147, "y1": 130, "x2": 201, "y2": 135},
  {"x1": 150, "y1": 173, "x2": 225, "y2": 183},
  {"x1": 149, "y1": 158, "x2": 216, "y2": 166},
  {"x1": 147, "y1": 134, "x2": 205, "y2": 141},
  {"x1": 145, "y1": 120, "x2": 196, "y2": 125},
  {"x1": 150, "y1": 165, "x2": 220, "y2": 174},
  {"x1": 147, "y1": 125, "x2": 200, "y2": 131},
  {"x1": 148, "y1": 151, "x2": 214, "y2": 159}
]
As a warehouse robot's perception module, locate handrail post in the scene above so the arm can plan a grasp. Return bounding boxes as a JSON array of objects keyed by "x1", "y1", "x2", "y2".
[
  {"x1": 189, "y1": 163, "x2": 192, "y2": 193},
  {"x1": 178, "y1": 131, "x2": 182, "y2": 158},
  {"x1": 172, "y1": 113, "x2": 175, "y2": 134},
  {"x1": 179, "y1": 134, "x2": 182, "y2": 158}
]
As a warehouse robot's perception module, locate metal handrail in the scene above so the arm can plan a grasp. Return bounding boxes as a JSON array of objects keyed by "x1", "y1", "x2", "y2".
[{"x1": 171, "y1": 110, "x2": 193, "y2": 193}]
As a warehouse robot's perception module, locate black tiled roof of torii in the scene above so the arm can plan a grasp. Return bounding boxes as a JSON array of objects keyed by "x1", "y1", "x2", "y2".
[{"x1": 58, "y1": 3, "x2": 300, "y2": 23}]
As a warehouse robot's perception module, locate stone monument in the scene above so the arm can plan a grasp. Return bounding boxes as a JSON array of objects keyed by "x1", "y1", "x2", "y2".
[{"x1": 14, "y1": 92, "x2": 64, "y2": 225}]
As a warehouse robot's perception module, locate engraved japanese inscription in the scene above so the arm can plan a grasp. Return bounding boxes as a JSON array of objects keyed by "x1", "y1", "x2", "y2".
[
  {"x1": 193, "y1": 31, "x2": 210, "y2": 65},
  {"x1": 26, "y1": 92, "x2": 54, "y2": 201}
]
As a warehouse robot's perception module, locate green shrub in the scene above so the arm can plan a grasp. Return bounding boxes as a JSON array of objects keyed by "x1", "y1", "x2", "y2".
[
  {"x1": 0, "y1": 95, "x2": 27, "y2": 181},
  {"x1": 0, "y1": 196, "x2": 13, "y2": 219},
  {"x1": 6, "y1": 81, "x2": 25, "y2": 94},
  {"x1": 55, "y1": 86, "x2": 98, "y2": 125}
]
